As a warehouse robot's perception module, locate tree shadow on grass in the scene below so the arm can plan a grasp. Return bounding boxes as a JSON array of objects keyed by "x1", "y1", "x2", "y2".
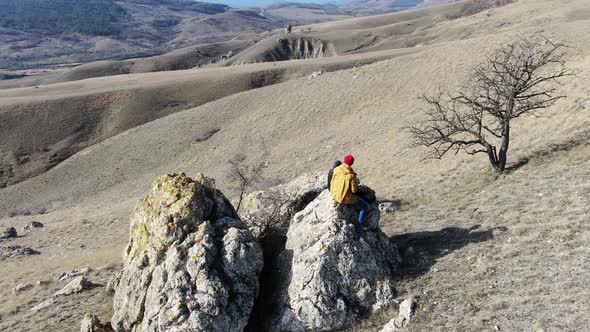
[
  {"x1": 507, "y1": 130, "x2": 590, "y2": 172},
  {"x1": 391, "y1": 225, "x2": 499, "y2": 280}
]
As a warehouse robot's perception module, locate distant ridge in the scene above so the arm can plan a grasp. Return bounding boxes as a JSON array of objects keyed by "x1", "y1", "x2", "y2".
[{"x1": 0, "y1": 0, "x2": 457, "y2": 70}]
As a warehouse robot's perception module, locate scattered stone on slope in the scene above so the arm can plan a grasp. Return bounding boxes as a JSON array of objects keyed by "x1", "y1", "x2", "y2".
[
  {"x1": 379, "y1": 202, "x2": 398, "y2": 214},
  {"x1": 267, "y1": 190, "x2": 401, "y2": 331},
  {"x1": 0, "y1": 245, "x2": 40, "y2": 259},
  {"x1": 55, "y1": 267, "x2": 91, "y2": 281},
  {"x1": 80, "y1": 313, "x2": 114, "y2": 332},
  {"x1": 23, "y1": 221, "x2": 44, "y2": 231},
  {"x1": 13, "y1": 283, "x2": 33, "y2": 295},
  {"x1": 380, "y1": 299, "x2": 417, "y2": 331},
  {"x1": 37, "y1": 280, "x2": 51, "y2": 286},
  {"x1": 307, "y1": 70, "x2": 323, "y2": 79},
  {"x1": 0, "y1": 227, "x2": 17, "y2": 239},
  {"x1": 110, "y1": 173, "x2": 263, "y2": 332},
  {"x1": 54, "y1": 276, "x2": 94, "y2": 296},
  {"x1": 30, "y1": 298, "x2": 55, "y2": 312}
]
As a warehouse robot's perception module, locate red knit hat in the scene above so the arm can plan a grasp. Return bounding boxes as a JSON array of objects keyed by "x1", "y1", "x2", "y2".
[{"x1": 343, "y1": 155, "x2": 355, "y2": 166}]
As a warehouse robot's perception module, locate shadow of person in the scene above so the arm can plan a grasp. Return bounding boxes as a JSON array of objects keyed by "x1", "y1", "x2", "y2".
[{"x1": 390, "y1": 225, "x2": 497, "y2": 280}]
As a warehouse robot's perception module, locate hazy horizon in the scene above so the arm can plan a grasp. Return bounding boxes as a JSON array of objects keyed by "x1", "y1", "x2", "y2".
[{"x1": 200, "y1": 0, "x2": 339, "y2": 8}]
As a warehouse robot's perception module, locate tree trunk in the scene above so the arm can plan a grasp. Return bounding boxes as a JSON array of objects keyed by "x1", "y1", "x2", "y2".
[
  {"x1": 236, "y1": 191, "x2": 245, "y2": 214},
  {"x1": 486, "y1": 144, "x2": 502, "y2": 172},
  {"x1": 497, "y1": 121, "x2": 510, "y2": 172}
]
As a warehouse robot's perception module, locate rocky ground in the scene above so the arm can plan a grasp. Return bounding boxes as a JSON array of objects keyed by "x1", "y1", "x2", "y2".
[{"x1": 2, "y1": 143, "x2": 588, "y2": 331}]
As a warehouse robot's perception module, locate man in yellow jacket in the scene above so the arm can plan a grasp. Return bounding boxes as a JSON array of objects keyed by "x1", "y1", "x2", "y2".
[{"x1": 329, "y1": 155, "x2": 369, "y2": 225}]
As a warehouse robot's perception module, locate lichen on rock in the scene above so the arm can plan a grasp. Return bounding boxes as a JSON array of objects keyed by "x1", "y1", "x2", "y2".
[{"x1": 110, "y1": 173, "x2": 263, "y2": 332}]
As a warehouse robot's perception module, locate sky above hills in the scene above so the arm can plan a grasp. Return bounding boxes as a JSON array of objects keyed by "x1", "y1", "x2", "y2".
[{"x1": 201, "y1": 0, "x2": 338, "y2": 8}]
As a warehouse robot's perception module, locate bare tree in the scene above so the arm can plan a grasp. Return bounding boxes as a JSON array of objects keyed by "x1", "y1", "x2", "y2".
[
  {"x1": 227, "y1": 153, "x2": 264, "y2": 213},
  {"x1": 226, "y1": 138, "x2": 279, "y2": 212},
  {"x1": 409, "y1": 37, "x2": 572, "y2": 173},
  {"x1": 243, "y1": 191, "x2": 293, "y2": 239}
]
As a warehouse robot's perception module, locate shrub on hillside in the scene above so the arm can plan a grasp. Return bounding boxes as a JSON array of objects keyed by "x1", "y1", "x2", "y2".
[
  {"x1": 7, "y1": 208, "x2": 31, "y2": 218},
  {"x1": 448, "y1": 0, "x2": 515, "y2": 19},
  {"x1": 6, "y1": 207, "x2": 47, "y2": 218}
]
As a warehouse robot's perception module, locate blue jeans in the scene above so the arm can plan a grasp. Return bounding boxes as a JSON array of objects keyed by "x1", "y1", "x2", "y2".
[{"x1": 356, "y1": 197, "x2": 369, "y2": 225}]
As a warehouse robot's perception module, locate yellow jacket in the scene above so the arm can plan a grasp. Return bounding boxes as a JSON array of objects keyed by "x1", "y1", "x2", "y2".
[{"x1": 329, "y1": 164, "x2": 358, "y2": 205}]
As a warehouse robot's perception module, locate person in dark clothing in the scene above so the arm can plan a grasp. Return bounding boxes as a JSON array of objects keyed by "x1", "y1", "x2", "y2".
[{"x1": 327, "y1": 160, "x2": 342, "y2": 188}]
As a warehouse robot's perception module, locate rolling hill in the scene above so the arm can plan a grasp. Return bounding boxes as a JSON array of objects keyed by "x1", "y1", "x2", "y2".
[
  {"x1": 0, "y1": 0, "x2": 471, "y2": 70},
  {"x1": 0, "y1": 0, "x2": 508, "y2": 88},
  {"x1": 0, "y1": 0, "x2": 322, "y2": 70},
  {"x1": 0, "y1": 1, "x2": 485, "y2": 187},
  {"x1": 0, "y1": 0, "x2": 589, "y2": 331}
]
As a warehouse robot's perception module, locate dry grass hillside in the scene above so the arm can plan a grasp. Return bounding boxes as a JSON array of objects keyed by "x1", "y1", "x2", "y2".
[
  {"x1": 0, "y1": 0, "x2": 589, "y2": 331},
  {"x1": 0, "y1": 0, "x2": 352, "y2": 70},
  {"x1": 1, "y1": 0, "x2": 436, "y2": 71},
  {"x1": 0, "y1": 1, "x2": 525, "y2": 189},
  {"x1": 0, "y1": 0, "x2": 231, "y2": 70},
  {"x1": 0, "y1": 46, "x2": 413, "y2": 188},
  {"x1": 0, "y1": 0, "x2": 512, "y2": 88},
  {"x1": 0, "y1": 39, "x2": 257, "y2": 89},
  {"x1": 223, "y1": 0, "x2": 519, "y2": 65}
]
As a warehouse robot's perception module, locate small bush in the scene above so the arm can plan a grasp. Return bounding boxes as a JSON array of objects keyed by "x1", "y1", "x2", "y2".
[
  {"x1": 448, "y1": 0, "x2": 515, "y2": 19},
  {"x1": 7, "y1": 208, "x2": 31, "y2": 218},
  {"x1": 194, "y1": 128, "x2": 221, "y2": 143},
  {"x1": 7, "y1": 207, "x2": 47, "y2": 218}
]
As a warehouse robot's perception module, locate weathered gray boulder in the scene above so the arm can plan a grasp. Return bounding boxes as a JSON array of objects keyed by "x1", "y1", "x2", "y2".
[
  {"x1": 23, "y1": 221, "x2": 44, "y2": 231},
  {"x1": 30, "y1": 298, "x2": 55, "y2": 312},
  {"x1": 240, "y1": 171, "x2": 378, "y2": 239},
  {"x1": 81, "y1": 313, "x2": 114, "y2": 332},
  {"x1": 239, "y1": 172, "x2": 330, "y2": 329},
  {"x1": 0, "y1": 245, "x2": 40, "y2": 259},
  {"x1": 55, "y1": 267, "x2": 91, "y2": 281},
  {"x1": 380, "y1": 299, "x2": 417, "y2": 331},
  {"x1": 55, "y1": 276, "x2": 94, "y2": 296},
  {"x1": 268, "y1": 190, "x2": 401, "y2": 331},
  {"x1": 110, "y1": 173, "x2": 263, "y2": 332},
  {"x1": 240, "y1": 172, "x2": 326, "y2": 239},
  {"x1": 13, "y1": 283, "x2": 33, "y2": 295},
  {"x1": 379, "y1": 202, "x2": 398, "y2": 214},
  {"x1": 0, "y1": 227, "x2": 17, "y2": 239}
]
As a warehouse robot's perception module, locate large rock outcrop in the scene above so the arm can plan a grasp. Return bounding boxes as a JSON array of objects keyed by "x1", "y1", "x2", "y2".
[
  {"x1": 87, "y1": 172, "x2": 399, "y2": 332},
  {"x1": 268, "y1": 191, "x2": 400, "y2": 331},
  {"x1": 110, "y1": 174, "x2": 263, "y2": 332},
  {"x1": 241, "y1": 173, "x2": 400, "y2": 331}
]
